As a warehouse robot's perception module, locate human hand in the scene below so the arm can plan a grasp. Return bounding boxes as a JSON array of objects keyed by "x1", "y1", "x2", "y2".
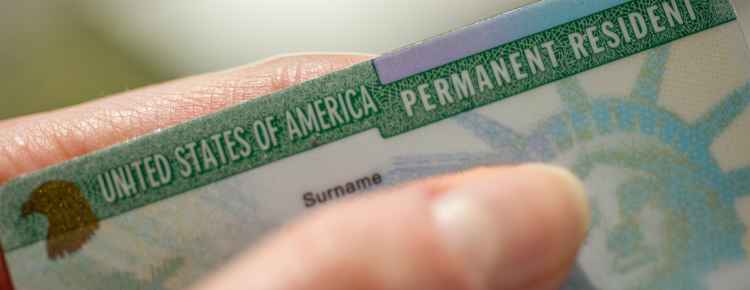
[{"x1": 0, "y1": 54, "x2": 590, "y2": 290}]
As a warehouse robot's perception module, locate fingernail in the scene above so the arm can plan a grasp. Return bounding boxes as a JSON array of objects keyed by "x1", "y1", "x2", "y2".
[{"x1": 430, "y1": 164, "x2": 588, "y2": 288}]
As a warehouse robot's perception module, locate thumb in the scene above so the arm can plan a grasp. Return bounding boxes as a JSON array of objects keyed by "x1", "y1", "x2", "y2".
[{"x1": 190, "y1": 164, "x2": 590, "y2": 290}]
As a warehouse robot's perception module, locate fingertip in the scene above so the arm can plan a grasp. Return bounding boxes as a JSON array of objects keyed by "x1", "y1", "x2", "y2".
[
  {"x1": 249, "y1": 52, "x2": 377, "y2": 66},
  {"x1": 428, "y1": 164, "x2": 589, "y2": 289},
  {"x1": 220, "y1": 52, "x2": 375, "y2": 93}
]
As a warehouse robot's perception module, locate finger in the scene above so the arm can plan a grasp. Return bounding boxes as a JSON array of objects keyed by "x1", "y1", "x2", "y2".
[
  {"x1": 0, "y1": 53, "x2": 373, "y2": 183},
  {"x1": 190, "y1": 164, "x2": 590, "y2": 290}
]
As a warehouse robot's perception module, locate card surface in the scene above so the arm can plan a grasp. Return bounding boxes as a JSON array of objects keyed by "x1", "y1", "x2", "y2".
[{"x1": 2, "y1": 0, "x2": 750, "y2": 289}]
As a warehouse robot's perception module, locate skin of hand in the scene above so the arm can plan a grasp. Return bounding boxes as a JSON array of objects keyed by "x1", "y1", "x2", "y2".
[{"x1": 0, "y1": 54, "x2": 590, "y2": 290}]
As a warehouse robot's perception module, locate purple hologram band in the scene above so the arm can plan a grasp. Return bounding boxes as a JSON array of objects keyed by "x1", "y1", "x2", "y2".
[{"x1": 372, "y1": 0, "x2": 626, "y2": 84}]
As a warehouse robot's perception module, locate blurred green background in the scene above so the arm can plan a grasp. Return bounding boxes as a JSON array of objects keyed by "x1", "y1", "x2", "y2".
[
  {"x1": 0, "y1": 1, "x2": 170, "y2": 119},
  {"x1": 1, "y1": 0, "x2": 748, "y2": 121}
]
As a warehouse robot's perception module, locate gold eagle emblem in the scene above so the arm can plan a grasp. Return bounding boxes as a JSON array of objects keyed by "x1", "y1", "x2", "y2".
[{"x1": 21, "y1": 180, "x2": 99, "y2": 260}]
